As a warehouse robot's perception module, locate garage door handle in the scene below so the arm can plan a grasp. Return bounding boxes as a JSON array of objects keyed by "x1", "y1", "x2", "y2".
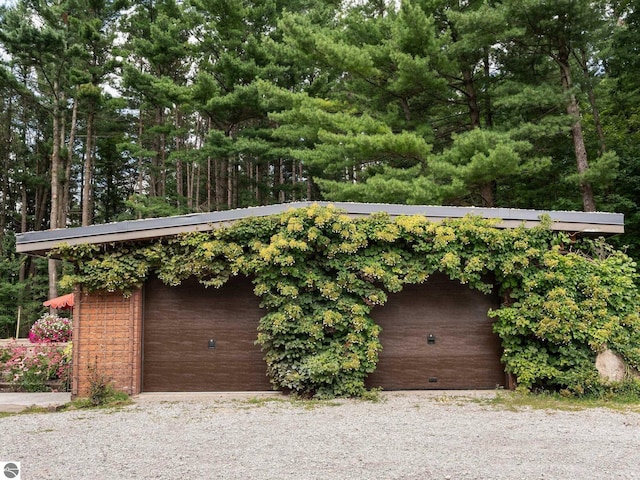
[
  {"x1": 208, "y1": 339, "x2": 216, "y2": 349},
  {"x1": 427, "y1": 334, "x2": 436, "y2": 344}
]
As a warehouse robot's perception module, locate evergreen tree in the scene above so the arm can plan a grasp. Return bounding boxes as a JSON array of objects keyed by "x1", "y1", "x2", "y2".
[
  {"x1": 600, "y1": 0, "x2": 640, "y2": 257},
  {"x1": 0, "y1": 0, "x2": 86, "y2": 299},
  {"x1": 117, "y1": 0, "x2": 192, "y2": 216},
  {"x1": 497, "y1": 0, "x2": 617, "y2": 212}
]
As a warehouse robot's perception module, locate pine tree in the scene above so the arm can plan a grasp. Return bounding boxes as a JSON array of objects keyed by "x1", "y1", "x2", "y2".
[
  {"x1": 0, "y1": 0, "x2": 87, "y2": 300},
  {"x1": 498, "y1": 0, "x2": 615, "y2": 212}
]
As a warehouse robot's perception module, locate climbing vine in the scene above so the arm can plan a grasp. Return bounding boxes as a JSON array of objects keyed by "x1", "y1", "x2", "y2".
[{"x1": 55, "y1": 205, "x2": 640, "y2": 397}]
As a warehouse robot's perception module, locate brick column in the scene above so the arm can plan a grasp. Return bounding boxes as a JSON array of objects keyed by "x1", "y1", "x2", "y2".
[{"x1": 72, "y1": 286, "x2": 143, "y2": 398}]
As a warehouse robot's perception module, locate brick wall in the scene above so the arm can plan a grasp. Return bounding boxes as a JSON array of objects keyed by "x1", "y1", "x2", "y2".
[{"x1": 72, "y1": 287, "x2": 142, "y2": 398}]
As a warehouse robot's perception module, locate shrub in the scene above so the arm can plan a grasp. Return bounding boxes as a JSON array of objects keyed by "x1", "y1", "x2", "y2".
[
  {"x1": 86, "y1": 361, "x2": 116, "y2": 406},
  {"x1": 28, "y1": 313, "x2": 72, "y2": 343}
]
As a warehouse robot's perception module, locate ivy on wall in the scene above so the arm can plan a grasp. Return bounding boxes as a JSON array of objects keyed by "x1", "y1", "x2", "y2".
[{"x1": 56, "y1": 205, "x2": 640, "y2": 397}]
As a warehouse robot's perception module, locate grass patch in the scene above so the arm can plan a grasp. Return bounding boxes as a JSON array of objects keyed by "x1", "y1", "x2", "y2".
[
  {"x1": 482, "y1": 391, "x2": 640, "y2": 413},
  {"x1": 295, "y1": 398, "x2": 343, "y2": 410},
  {"x1": 0, "y1": 391, "x2": 133, "y2": 417},
  {"x1": 359, "y1": 388, "x2": 383, "y2": 403},
  {"x1": 240, "y1": 394, "x2": 344, "y2": 410},
  {"x1": 244, "y1": 396, "x2": 288, "y2": 407},
  {"x1": 66, "y1": 389, "x2": 133, "y2": 411}
]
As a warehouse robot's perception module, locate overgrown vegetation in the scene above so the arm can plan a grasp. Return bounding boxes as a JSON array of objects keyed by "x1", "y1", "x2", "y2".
[
  {"x1": 56, "y1": 206, "x2": 640, "y2": 398},
  {"x1": 86, "y1": 361, "x2": 120, "y2": 407},
  {"x1": 485, "y1": 382, "x2": 640, "y2": 412}
]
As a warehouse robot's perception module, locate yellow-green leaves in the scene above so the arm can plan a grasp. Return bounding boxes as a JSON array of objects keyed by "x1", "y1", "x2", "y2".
[{"x1": 493, "y1": 241, "x2": 640, "y2": 394}]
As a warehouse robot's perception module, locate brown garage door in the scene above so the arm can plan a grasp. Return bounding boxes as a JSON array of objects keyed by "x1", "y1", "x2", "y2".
[
  {"x1": 367, "y1": 274, "x2": 505, "y2": 390},
  {"x1": 143, "y1": 276, "x2": 271, "y2": 392}
]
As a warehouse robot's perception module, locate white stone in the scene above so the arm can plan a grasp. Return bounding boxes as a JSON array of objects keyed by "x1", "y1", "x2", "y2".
[{"x1": 595, "y1": 349, "x2": 627, "y2": 382}]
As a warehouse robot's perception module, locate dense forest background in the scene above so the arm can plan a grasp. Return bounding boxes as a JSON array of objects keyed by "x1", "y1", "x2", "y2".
[{"x1": 1, "y1": 0, "x2": 639, "y2": 336}]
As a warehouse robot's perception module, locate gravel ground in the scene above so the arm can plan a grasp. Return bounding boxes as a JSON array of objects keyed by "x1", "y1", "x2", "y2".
[{"x1": 0, "y1": 391, "x2": 638, "y2": 480}]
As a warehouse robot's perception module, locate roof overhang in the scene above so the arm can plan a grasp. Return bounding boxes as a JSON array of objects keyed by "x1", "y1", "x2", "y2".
[{"x1": 15, "y1": 202, "x2": 625, "y2": 256}]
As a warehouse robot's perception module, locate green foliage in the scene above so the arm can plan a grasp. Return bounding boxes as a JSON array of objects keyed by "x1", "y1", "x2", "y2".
[
  {"x1": 55, "y1": 206, "x2": 640, "y2": 398},
  {"x1": 0, "y1": 235, "x2": 25, "y2": 337},
  {"x1": 0, "y1": 233, "x2": 48, "y2": 338},
  {"x1": 123, "y1": 194, "x2": 188, "y2": 220},
  {"x1": 491, "y1": 239, "x2": 640, "y2": 395}
]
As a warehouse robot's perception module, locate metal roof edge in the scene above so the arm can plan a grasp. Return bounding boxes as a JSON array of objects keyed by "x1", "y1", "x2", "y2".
[
  {"x1": 15, "y1": 202, "x2": 625, "y2": 254},
  {"x1": 322, "y1": 202, "x2": 624, "y2": 224}
]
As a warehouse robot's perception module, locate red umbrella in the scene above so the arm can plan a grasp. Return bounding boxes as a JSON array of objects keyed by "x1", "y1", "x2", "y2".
[{"x1": 43, "y1": 293, "x2": 74, "y2": 310}]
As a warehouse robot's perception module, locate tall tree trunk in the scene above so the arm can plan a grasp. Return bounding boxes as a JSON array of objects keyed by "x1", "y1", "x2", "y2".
[
  {"x1": 176, "y1": 155, "x2": 184, "y2": 208},
  {"x1": 0, "y1": 97, "x2": 10, "y2": 244},
  {"x1": 21, "y1": 184, "x2": 27, "y2": 235},
  {"x1": 291, "y1": 160, "x2": 296, "y2": 201},
  {"x1": 279, "y1": 158, "x2": 285, "y2": 202},
  {"x1": 19, "y1": 184, "x2": 28, "y2": 285},
  {"x1": 136, "y1": 108, "x2": 145, "y2": 202},
  {"x1": 151, "y1": 107, "x2": 162, "y2": 197},
  {"x1": 48, "y1": 81, "x2": 63, "y2": 302},
  {"x1": 559, "y1": 56, "x2": 596, "y2": 212},
  {"x1": 462, "y1": 68, "x2": 492, "y2": 205},
  {"x1": 160, "y1": 130, "x2": 166, "y2": 197},
  {"x1": 35, "y1": 182, "x2": 48, "y2": 233},
  {"x1": 175, "y1": 109, "x2": 184, "y2": 209},
  {"x1": 462, "y1": 68, "x2": 481, "y2": 129},
  {"x1": 227, "y1": 158, "x2": 233, "y2": 209},
  {"x1": 579, "y1": 48, "x2": 606, "y2": 155},
  {"x1": 82, "y1": 107, "x2": 95, "y2": 226},
  {"x1": 57, "y1": 93, "x2": 69, "y2": 230},
  {"x1": 207, "y1": 157, "x2": 212, "y2": 211},
  {"x1": 483, "y1": 49, "x2": 493, "y2": 128},
  {"x1": 63, "y1": 97, "x2": 78, "y2": 225},
  {"x1": 47, "y1": 89, "x2": 62, "y2": 298},
  {"x1": 255, "y1": 162, "x2": 261, "y2": 204},
  {"x1": 215, "y1": 158, "x2": 225, "y2": 210},
  {"x1": 186, "y1": 161, "x2": 194, "y2": 209},
  {"x1": 480, "y1": 181, "x2": 495, "y2": 208},
  {"x1": 195, "y1": 161, "x2": 201, "y2": 210},
  {"x1": 204, "y1": 118, "x2": 212, "y2": 211}
]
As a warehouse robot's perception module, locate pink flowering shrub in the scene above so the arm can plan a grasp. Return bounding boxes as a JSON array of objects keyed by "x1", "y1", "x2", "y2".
[
  {"x1": 0, "y1": 342, "x2": 71, "y2": 392},
  {"x1": 29, "y1": 313, "x2": 72, "y2": 343}
]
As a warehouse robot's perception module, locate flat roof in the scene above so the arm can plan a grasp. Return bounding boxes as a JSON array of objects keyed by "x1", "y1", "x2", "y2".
[{"x1": 15, "y1": 201, "x2": 625, "y2": 255}]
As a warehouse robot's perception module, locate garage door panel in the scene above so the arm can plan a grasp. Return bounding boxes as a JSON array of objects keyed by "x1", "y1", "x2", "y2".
[
  {"x1": 144, "y1": 360, "x2": 269, "y2": 391},
  {"x1": 143, "y1": 276, "x2": 271, "y2": 392},
  {"x1": 374, "y1": 354, "x2": 503, "y2": 389},
  {"x1": 367, "y1": 274, "x2": 504, "y2": 390}
]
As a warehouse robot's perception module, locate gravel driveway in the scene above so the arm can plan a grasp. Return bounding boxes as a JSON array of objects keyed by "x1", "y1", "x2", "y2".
[{"x1": 0, "y1": 391, "x2": 638, "y2": 480}]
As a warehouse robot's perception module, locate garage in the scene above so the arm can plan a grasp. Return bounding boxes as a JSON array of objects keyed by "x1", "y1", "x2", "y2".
[
  {"x1": 367, "y1": 274, "x2": 505, "y2": 390},
  {"x1": 15, "y1": 202, "x2": 623, "y2": 397},
  {"x1": 142, "y1": 276, "x2": 271, "y2": 392}
]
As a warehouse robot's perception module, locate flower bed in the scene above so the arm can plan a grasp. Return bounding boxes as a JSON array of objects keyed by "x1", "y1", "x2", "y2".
[{"x1": 0, "y1": 340, "x2": 72, "y2": 392}]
